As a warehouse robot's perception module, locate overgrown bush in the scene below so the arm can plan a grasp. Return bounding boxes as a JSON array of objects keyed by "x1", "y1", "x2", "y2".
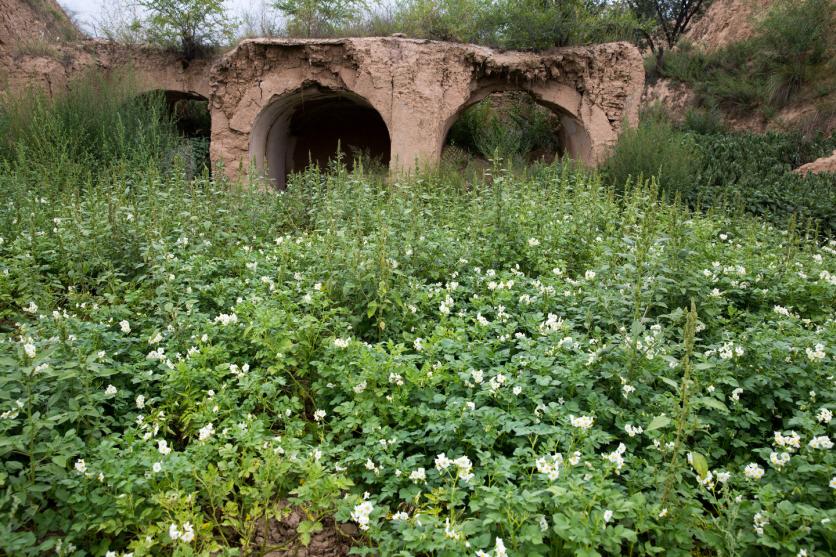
[
  {"x1": 446, "y1": 93, "x2": 562, "y2": 162},
  {"x1": 0, "y1": 71, "x2": 206, "y2": 190},
  {"x1": 602, "y1": 113, "x2": 701, "y2": 197}
]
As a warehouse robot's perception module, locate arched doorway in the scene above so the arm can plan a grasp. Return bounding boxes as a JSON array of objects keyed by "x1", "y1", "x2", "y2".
[
  {"x1": 250, "y1": 86, "x2": 391, "y2": 189},
  {"x1": 444, "y1": 91, "x2": 564, "y2": 164},
  {"x1": 442, "y1": 83, "x2": 594, "y2": 166},
  {"x1": 137, "y1": 90, "x2": 211, "y2": 175}
]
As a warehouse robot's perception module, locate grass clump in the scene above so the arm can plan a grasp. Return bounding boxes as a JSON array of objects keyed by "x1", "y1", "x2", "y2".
[{"x1": 0, "y1": 70, "x2": 206, "y2": 191}]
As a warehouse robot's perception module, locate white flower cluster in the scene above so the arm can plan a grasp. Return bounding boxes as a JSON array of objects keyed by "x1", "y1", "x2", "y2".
[
  {"x1": 604, "y1": 443, "x2": 627, "y2": 473},
  {"x1": 229, "y1": 363, "x2": 250, "y2": 377},
  {"x1": 808, "y1": 436, "x2": 833, "y2": 450},
  {"x1": 434, "y1": 453, "x2": 474, "y2": 482},
  {"x1": 624, "y1": 423, "x2": 643, "y2": 437},
  {"x1": 198, "y1": 422, "x2": 214, "y2": 441},
  {"x1": 753, "y1": 511, "x2": 768, "y2": 536},
  {"x1": 717, "y1": 341, "x2": 745, "y2": 360},
  {"x1": 570, "y1": 415, "x2": 594, "y2": 430},
  {"x1": 769, "y1": 451, "x2": 790, "y2": 469},
  {"x1": 817, "y1": 407, "x2": 832, "y2": 424},
  {"x1": 744, "y1": 463, "x2": 765, "y2": 480},
  {"x1": 1, "y1": 399, "x2": 24, "y2": 420},
  {"x1": 806, "y1": 343, "x2": 826, "y2": 362},
  {"x1": 409, "y1": 467, "x2": 426, "y2": 483},
  {"x1": 213, "y1": 313, "x2": 238, "y2": 326},
  {"x1": 540, "y1": 313, "x2": 564, "y2": 334},
  {"x1": 476, "y1": 537, "x2": 508, "y2": 557},
  {"x1": 774, "y1": 430, "x2": 801, "y2": 452},
  {"x1": 772, "y1": 305, "x2": 791, "y2": 317},
  {"x1": 487, "y1": 373, "x2": 506, "y2": 393},
  {"x1": 333, "y1": 337, "x2": 351, "y2": 348},
  {"x1": 351, "y1": 500, "x2": 374, "y2": 531},
  {"x1": 169, "y1": 522, "x2": 195, "y2": 543},
  {"x1": 535, "y1": 453, "x2": 563, "y2": 480},
  {"x1": 439, "y1": 295, "x2": 454, "y2": 315}
]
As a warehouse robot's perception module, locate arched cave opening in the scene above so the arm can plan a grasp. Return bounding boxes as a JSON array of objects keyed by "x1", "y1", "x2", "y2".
[
  {"x1": 443, "y1": 91, "x2": 566, "y2": 167},
  {"x1": 252, "y1": 89, "x2": 391, "y2": 189}
]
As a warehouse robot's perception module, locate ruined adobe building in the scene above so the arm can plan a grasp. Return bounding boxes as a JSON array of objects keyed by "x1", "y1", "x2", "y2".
[
  {"x1": 211, "y1": 38, "x2": 644, "y2": 187},
  {"x1": 2, "y1": 5, "x2": 644, "y2": 187}
]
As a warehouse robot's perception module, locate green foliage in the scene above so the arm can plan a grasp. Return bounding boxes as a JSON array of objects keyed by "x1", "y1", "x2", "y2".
[
  {"x1": 602, "y1": 113, "x2": 701, "y2": 197},
  {"x1": 626, "y1": 0, "x2": 712, "y2": 56},
  {"x1": 691, "y1": 132, "x2": 836, "y2": 234},
  {"x1": 265, "y1": 0, "x2": 644, "y2": 49},
  {"x1": 0, "y1": 71, "x2": 187, "y2": 191},
  {"x1": 446, "y1": 93, "x2": 562, "y2": 161},
  {"x1": 605, "y1": 113, "x2": 836, "y2": 234},
  {"x1": 682, "y1": 106, "x2": 726, "y2": 135},
  {"x1": 136, "y1": 0, "x2": 237, "y2": 59},
  {"x1": 273, "y1": 0, "x2": 366, "y2": 37},
  {"x1": 757, "y1": 0, "x2": 835, "y2": 108},
  {"x1": 1, "y1": 70, "x2": 836, "y2": 557}
]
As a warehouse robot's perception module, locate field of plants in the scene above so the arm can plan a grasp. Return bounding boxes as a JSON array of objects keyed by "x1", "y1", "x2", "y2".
[{"x1": 0, "y1": 77, "x2": 834, "y2": 557}]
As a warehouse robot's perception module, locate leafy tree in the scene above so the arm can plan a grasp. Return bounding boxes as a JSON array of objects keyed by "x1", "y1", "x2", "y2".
[
  {"x1": 627, "y1": 0, "x2": 713, "y2": 63},
  {"x1": 137, "y1": 0, "x2": 237, "y2": 59},
  {"x1": 273, "y1": 0, "x2": 367, "y2": 37}
]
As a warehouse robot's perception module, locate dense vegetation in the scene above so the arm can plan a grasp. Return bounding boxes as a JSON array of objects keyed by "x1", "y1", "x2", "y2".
[
  {"x1": 603, "y1": 114, "x2": 836, "y2": 235},
  {"x1": 0, "y1": 71, "x2": 834, "y2": 557}
]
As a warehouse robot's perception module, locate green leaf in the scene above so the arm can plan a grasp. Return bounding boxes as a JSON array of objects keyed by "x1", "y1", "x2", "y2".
[
  {"x1": 690, "y1": 451, "x2": 709, "y2": 479},
  {"x1": 695, "y1": 396, "x2": 729, "y2": 413},
  {"x1": 297, "y1": 519, "x2": 323, "y2": 547},
  {"x1": 646, "y1": 415, "x2": 671, "y2": 431}
]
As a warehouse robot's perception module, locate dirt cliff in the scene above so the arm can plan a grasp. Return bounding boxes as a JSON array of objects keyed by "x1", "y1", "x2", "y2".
[
  {"x1": 0, "y1": 0, "x2": 80, "y2": 49},
  {"x1": 685, "y1": 0, "x2": 773, "y2": 50}
]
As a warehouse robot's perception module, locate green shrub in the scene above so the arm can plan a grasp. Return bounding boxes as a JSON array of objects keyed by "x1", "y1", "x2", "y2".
[
  {"x1": 446, "y1": 92, "x2": 562, "y2": 162},
  {"x1": 602, "y1": 116, "x2": 701, "y2": 197},
  {"x1": 604, "y1": 116, "x2": 836, "y2": 234},
  {"x1": 682, "y1": 107, "x2": 726, "y2": 135},
  {"x1": 0, "y1": 71, "x2": 207, "y2": 191}
]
